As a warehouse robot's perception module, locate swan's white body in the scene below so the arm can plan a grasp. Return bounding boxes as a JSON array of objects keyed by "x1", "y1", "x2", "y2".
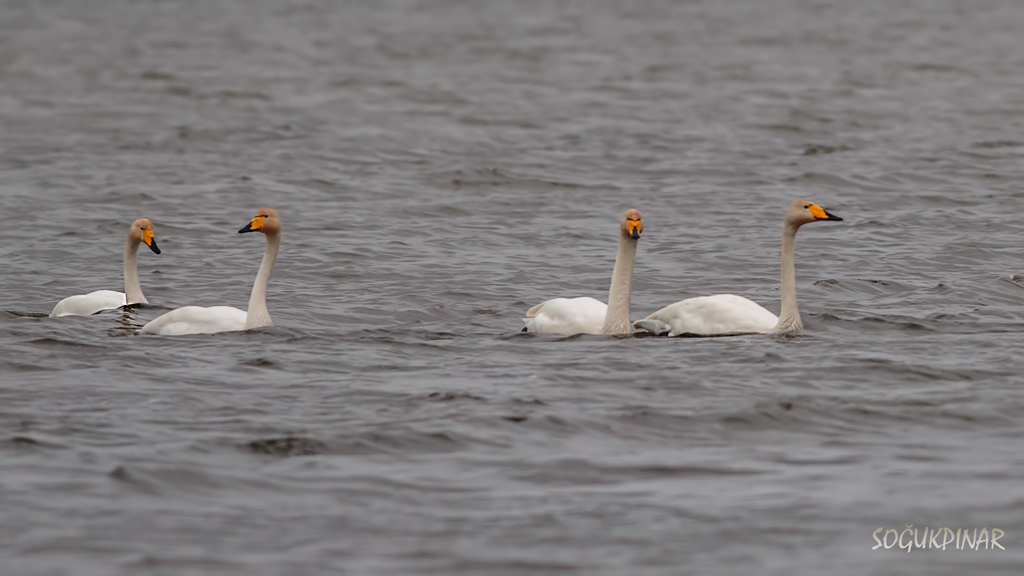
[
  {"x1": 50, "y1": 290, "x2": 129, "y2": 317},
  {"x1": 633, "y1": 294, "x2": 778, "y2": 337},
  {"x1": 140, "y1": 208, "x2": 280, "y2": 336},
  {"x1": 50, "y1": 218, "x2": 160, "y2": 317},
  {"x1": 635, "y1": 200, "x2": 841, "y2": 337},
  {"x1": 140, "y1": 305, "x2": 248, "y2": 336},
  {"x1": 524, "y1": 209, "x2": 642, "y2": 335},
  {"x1": 523, "y1": 297, "x2": 608, "y2": 335}
]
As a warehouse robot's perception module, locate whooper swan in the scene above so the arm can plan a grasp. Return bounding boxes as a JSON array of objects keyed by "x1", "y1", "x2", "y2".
[
  {"x1": 523, "y1": 209, "x2": 643, "y2": 335},
  {"x1": 50, "y1": 218, "x2": 161, "y2": 317},
  {"x1": 633, "y1": 200, "x2": 842, "y2": 337},
  {"x1": 140, "y1": 208, "x2": 281, "y2": 336}
]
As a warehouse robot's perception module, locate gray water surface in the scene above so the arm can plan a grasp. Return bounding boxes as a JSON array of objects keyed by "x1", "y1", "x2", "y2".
[{"x1": 2, "y1": 1, "x2": 1024, "y2": 574}]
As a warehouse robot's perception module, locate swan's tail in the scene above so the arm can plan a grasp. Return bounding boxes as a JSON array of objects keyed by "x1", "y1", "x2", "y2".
[
  {"x1": 521, "y1": 302, "x2": 546, "y2": 332},
  {"x1": 632, "y1": 318, "x2": 672, "y2": 336}
]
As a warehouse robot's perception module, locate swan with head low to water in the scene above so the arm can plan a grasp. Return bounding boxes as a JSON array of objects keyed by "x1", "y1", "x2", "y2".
[
  {"x1": 633, "y1": 200, "x2": 842, "y2": 337},
  {"x1": 523, "y1": 209, "x2": 643, "y2": 335},
  {"x1": 49, "y1": 218, "x2": 161, "y2": 317},
  {"x1": 140, "y1": 208, "x2": 281, "y2": 336}
]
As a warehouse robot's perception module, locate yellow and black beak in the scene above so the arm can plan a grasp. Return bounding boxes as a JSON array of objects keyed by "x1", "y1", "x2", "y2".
[
  {"x1": 142, "y1": 230, "x2": 161, "y2": 254},
  {"x1": 810, "y1": 205, "x2": 843, "y2": 221},
  {"x1": 627, "y1": 219, "x2": 642, "y2": 239},
  {"x1": 239, "y1": 215, "x2": 265, "y2": 234}
]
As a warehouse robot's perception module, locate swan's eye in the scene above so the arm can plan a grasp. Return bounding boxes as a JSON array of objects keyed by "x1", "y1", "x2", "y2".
[{"x1": 804, "y1": 205, "x2": 810, "y2": 209}]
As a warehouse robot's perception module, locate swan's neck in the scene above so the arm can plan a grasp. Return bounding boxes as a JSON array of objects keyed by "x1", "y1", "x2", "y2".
[
  {"x1": 246, "y1": 232, "x2": 280, "y2": 329},
  {"x1": 601, "y1": 234, "x2": 638, "y2": 335},
  {"x1": 776, "y1": 221, "x2": 802, "y2": 332},
  {"x1": 123, "y1": 237, "x2": 146, "y2": 304}
]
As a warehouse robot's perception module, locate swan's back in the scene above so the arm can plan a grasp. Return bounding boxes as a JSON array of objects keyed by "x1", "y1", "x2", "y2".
[
  {"x1": 523, "y1": 297, "x2": 607, "y2": 335},
  {"x1": 641, "y1": 294, "x2": 778, "y2": 336},
  {"x1": 50, "y1": 290, "x2": 127, "y2": 317},
  {"x1": 140, "y1": 306, "x2": 248, "y2": 336}
]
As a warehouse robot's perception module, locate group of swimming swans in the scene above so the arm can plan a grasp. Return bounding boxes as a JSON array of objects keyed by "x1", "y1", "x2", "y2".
[
  {"x1": 50, "y1": 200, "x2": 840, "y2": 339},
  {"x1": 523, "y1": 199, "x2": 843, "y2": 337},
  {"x1": 50, "y1": 208, "x2": 283, "y2": 336}
]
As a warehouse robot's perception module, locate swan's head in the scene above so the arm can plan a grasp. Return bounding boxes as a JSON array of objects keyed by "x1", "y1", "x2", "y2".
[
  {"x1": 621, "y1": 209, "x2": 643, "y2": 240},
  {"x1": 130, "y1": 218, "x2": 160, "y2": 254},
  {"x1": 239, "y1": 208, "x2": 282, "y2": 236},
  {"x1": 787, "y1": 200, "x2": 842, "y2": 227}
]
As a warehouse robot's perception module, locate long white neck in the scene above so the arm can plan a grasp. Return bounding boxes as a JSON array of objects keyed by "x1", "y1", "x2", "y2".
[
  {"x1": 245, "y1": 232, "x2": 280, "y2": 329},
  {"x1": 123, "y1": 237, "x2": 146, "y2": 304},
  {"x1": 776, "y1": 221, "x2": 802, "y2": 332},
  {"x1": 601, "y1": 234, "x2": 638, "y2": 335}
]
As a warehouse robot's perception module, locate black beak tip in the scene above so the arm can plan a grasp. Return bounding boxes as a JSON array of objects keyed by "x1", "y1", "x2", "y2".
[
  {"x1": 149, "y1": 242, "x2": 161, "y2": 254},
  {"x1": 826, "y1": 212, "x2": 843, "y2": 222},
  {"x1": 630, "y1": 228, "x2": 641, "y2": 239},
  {"x1": 238, "y1": 225, "x2": 253, "y2": 234}
]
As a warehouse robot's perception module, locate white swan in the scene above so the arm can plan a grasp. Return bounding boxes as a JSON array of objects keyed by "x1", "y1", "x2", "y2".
[
  {"x1": 50, "y1": 218, "x2": 161, "y2": 317},
  {"x1": 523, "y1": 209, "x2": 643, "y2": 335},
  {"x1": 140, "y1": 208, "x2": 281, "y2": 336},
  {"x1": 634, "y1": 200, "x2": 842, "y2": 337}
]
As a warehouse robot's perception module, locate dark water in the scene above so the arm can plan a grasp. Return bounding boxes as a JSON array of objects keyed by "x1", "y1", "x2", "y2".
[{"x1": 2, "y1": 0, "x2": 1024, "y2": 574}]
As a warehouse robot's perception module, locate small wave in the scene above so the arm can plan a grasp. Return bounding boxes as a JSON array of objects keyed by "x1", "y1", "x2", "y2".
[
  {"x1": 244, "y1": 437, "x2": 329, "y2": 457},
  {"x1": 238, "y1": 357, "x2": 279, "y2": 368},
  {"x1": 426, "y1": 391, "x2": 487, "y2": 402},
  {"x1": 802, "y1": 143, "x2": 853, "y2": 156},
  {"x1": 25, "y1": 337, "x2": 106, "y2": 349},
  {"x1": 2, "y1": 436, "x2": 64, "y2": 450},
  {"x1": 242, "y1": 429, "x2": 469, "y2": 458},
  {"x1": 507, "y1": 457, "x2": 768, "y2": 486},
  {"x1": 971, "y1": 140, "x2": 1024, "y2": 149},
  {"x1": 5, "y1": 310, "x2": 49, "y2": 318}
]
